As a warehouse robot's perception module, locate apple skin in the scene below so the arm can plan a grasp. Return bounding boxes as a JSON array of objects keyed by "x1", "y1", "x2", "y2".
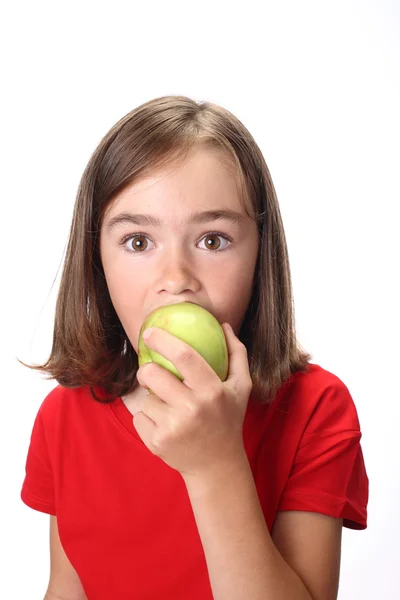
[{"x1": 138, "y1": 302, "x2": 229, "y2": 383}]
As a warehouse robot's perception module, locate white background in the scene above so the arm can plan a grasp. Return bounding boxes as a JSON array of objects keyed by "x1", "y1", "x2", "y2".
[{"x1": 1, "y1": 0, "x2": 399, "y2": 598}]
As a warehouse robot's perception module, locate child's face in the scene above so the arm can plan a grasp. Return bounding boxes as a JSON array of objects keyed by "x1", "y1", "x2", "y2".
[{"x1": 99, "y1": 145, "x2": 259, "y2": 353}]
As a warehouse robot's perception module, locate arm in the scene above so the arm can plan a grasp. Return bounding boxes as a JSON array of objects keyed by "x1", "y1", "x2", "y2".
[
  {"x1": 183, "y1": 452, "x2": 342, "y2": 600},
  {"x1": 43, "y1": 516, "x2": 88, "y2": 600},
  {"x1": 134, "y1": 325, "x2": 344, "y2": 598}
]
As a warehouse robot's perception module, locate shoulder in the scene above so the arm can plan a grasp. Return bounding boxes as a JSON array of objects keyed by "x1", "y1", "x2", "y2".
[
  {"x1": 284, "y1": 362, "x2": 352, "y2": 397},
  {"x1": 36, "y1": 384, "x2": 100, "y2": 429},
  {"x1": 244, "y1": 363, "x2": 362, "y2": 458},
  {"x1": 276, "y1": 363, "x2": 361, "y2": 433},
  {"x1": 29, "y1": 384, "x2": 114, "y2": 463},
  {"x1": 245, "y1": 363, "x2": 362, "y2": 444}
]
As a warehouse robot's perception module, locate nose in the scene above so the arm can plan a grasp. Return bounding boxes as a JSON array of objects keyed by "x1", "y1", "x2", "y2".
[{"x1": 153, "y1": 248, "x2": 201, "y2": 296}]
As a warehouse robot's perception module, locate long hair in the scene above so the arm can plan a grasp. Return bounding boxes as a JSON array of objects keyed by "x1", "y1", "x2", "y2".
[{"x1": 19, "y1": 95, "x2": 312, "y2": 404}]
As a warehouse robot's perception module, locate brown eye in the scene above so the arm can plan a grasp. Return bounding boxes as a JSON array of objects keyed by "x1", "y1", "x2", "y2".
[
  {"x1": 204, "y1": 235, "x2": 221, "y2": 250},
  {"x1": 133, "y1": 236, "x2": 148, "y2": 251},
  {"x1": 198, "y1": 233, "x2": 231, "y2": 252},
  {"x1": 128, "y1": 235, "x2": 149, "y2": 252}
]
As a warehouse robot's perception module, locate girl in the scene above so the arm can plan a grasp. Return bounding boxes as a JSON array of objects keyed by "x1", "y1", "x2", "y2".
[{"x1": 20, "y1": 95, "x2": 369, "y2": 600}]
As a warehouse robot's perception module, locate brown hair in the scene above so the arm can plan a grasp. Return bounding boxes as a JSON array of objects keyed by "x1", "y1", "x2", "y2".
[{"x1": 19, "y1": 95, "x2": 312, "y2": 404}]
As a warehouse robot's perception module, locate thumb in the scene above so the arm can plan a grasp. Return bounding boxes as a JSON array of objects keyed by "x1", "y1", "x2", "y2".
[{"x1": 133, "y1": 411, "x2": 156, "y2": 446}]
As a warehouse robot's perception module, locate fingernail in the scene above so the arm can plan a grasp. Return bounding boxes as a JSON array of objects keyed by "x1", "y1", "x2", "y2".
[{"x1": 143, "y1": 328, "x2": 153, "y2": 340}]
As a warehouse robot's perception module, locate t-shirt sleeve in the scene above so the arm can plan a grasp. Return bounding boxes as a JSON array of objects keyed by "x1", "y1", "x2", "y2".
[
  {"x1": 21, "y1": 401, "x2": 56, "y2": 515},
  {"x1": 277, "y1": 379, "x2": 369, "y2": 530}
]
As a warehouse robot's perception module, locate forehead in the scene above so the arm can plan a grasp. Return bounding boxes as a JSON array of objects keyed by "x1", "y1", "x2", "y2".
[{"x1": 104, "y1": 146, "x2": 245, "y2": 218}]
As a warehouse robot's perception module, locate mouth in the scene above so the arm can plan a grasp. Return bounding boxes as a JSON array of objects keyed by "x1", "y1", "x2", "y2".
[
  {"x1": 145, "y1": 299, "x2": 198, "y2": 319},
  {"x1": 145, "y1": 300, "x2": 221, "y2": 323}
]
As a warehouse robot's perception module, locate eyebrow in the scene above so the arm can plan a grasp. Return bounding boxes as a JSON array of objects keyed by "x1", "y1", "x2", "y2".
[{"x1": 105, "y1": 209, "x2": 244, "y2": 233}]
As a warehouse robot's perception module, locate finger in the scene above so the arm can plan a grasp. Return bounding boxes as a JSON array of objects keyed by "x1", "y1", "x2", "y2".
[
  {"x1": 133, "y1": 392, "x2": 169, "y2": 445},
  {"x1": 133, "y1": 410, "x2": 156, "y2": 445},
  {"x1": 137, "y1": 362, "x2": 188, "y2": 408},
  {"x1": 140, "y1": 389, "x2": 171, "y2": 422},
  {"x1": 222, "y1": 323, "x2": 253, "y2": 397},
  {"x1": 141, "y1": 327, "x2": 217, "y2": 391}
]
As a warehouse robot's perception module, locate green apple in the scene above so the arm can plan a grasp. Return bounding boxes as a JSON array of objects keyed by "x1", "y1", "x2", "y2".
[{"x1": 138, "y1": 302, "x2": 229, "y2": 383}]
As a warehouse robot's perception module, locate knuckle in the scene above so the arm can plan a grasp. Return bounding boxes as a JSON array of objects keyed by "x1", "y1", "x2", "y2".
[
  {"x1": 138, "y1": 363, "x2": 154, "y2": 385},
  {"x1": 177, "y1": 348, "x2": 193, "y2": 365},
  {"x1": 146, "y1": 362, "x2": 157, "y2": 374},
  {"x1": 139, "y1": 362, "x2": 152, "y2": 376},
  {"x1": 186, "y1": 400, "x2": 200, "y2": 417},
  {"x1": 239, "y1": 340, "x2": 248, "y2": 354},
  {"x1": 155, "y1": 419, "x2": 178, "y2": 448},
  {"x1": 152, "y1": 433, "x2": 162, "y2": 450},
  {"x1": 244, "y1": 377, "x2": 253, "y2": 394},
  {"x1": 136, "y1": 370, "x2": 145, "y2": 385},
  {"x1": 152, "y1": 429, "x2": 166, "y2": 451},
  {"x1": 199, "y1": 385, "x2": 220, "y2": 405}
]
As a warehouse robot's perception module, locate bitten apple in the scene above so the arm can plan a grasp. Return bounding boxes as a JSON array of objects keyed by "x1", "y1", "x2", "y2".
[{"x1": 138, "y1": 302, "x2": 229, "y2": 382}]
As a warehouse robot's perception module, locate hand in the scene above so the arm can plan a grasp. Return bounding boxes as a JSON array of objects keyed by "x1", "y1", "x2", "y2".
[{"x1": 134, "y1": 323, "x2": 253, "y2": 479}]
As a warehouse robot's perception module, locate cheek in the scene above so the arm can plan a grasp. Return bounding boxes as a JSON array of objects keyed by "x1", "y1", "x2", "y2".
[
  {"x1": 217, "y1": 256, "x2": 256, "y2": 292},
  {"x1": 104, "y1": 269, "x2": 129, "y2": 311},
  {"x1": 103, "y1": 261, "x2": 147, "y2": 343},
  {"x1": 208, "y1": 262, "x2": 256, "y2": 325},
  {"x1": 104, "y1": 255, "x2": 145, "y2": 299}
]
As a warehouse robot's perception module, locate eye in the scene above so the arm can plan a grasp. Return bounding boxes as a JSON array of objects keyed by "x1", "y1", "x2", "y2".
[
  {"x1": 119, "y1": 231, "x2": 232, "y2": 254},
  {"x1": 198, "y1": 232, "x2": 232, "y2": 251},
  {"x1": 121, "y1": 234, "x2": 155, "y2": 253}
]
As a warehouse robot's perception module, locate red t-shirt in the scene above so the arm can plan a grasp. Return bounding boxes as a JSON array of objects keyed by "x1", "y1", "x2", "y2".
[{"x1": 21, "y1": 363, "x2": 368, "y2": 599}]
